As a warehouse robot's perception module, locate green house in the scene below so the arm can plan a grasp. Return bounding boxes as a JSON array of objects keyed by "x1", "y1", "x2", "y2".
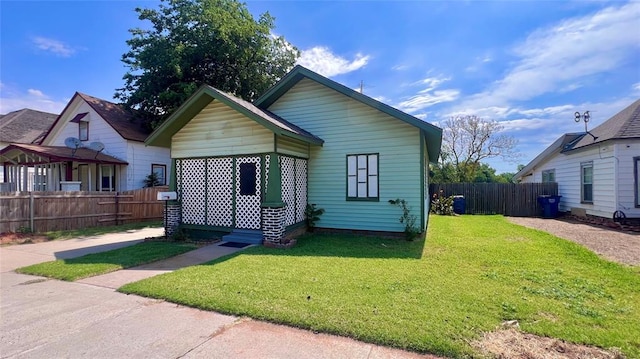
[{"x1": 146, "y1": 66, "x2": 442, "y2": 244}]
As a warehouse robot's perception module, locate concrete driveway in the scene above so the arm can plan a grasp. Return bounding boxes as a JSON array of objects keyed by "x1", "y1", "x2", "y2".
[{"x1": 0, "y1": 230, "x2": 439, "y2": 359}]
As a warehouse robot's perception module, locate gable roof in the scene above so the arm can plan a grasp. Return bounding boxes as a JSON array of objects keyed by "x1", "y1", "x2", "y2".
[
  {"x1": 145, "y1": 85, "x2": 324, "y2": 147},
  {"x1": 514, "y1": 133, "x2": 584, "y2": 180},
  {"x1": 514, "y1": 98, "x2": 640, "y2": 181},
  {"x1": 0, "y1": 143, "x2": 128, "y2": 165},
  {"x1": 567, "y1": 98, "x2": 640, "y2": 150},
  {"x1": 43, "y1": 92, "x2": 150, "y2": 144},
  {"x1": 0, "y1": 108, "x2": 57, "y2": 144},
  {"x1": 254, "y1": 65, "x2": 443, "y2": 163}
]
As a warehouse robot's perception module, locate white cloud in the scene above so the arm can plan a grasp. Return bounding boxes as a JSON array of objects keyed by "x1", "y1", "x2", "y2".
[
  {"x1": 32, "y1": 36, "x2": 76, "y2": 57},
  {"x1": 456, "y1": 2, "x2": 640, "y2": 113},
  {"x1": 397, "y1": 74, "x2": 459, "y2": 113},
  {"x1": 0, "y1": 86, "x2": 66, "y2": 114},
  {"x1": 297, "y1": 46, "x2": 370, "y2": 77},
  {"x1": 392, "y1": 64, "x2": 409, "y2": 71},
  {"x1": 397, "y1": 89, "x2": 460, "y2": 113},
  {"x1": 633, "y1": 82, "x2": 640, "y2": 93}
]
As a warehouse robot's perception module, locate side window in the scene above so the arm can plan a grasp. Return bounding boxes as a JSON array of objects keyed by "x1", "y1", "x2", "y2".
[
  {"x1": 635, "y1": 157, "x2": 639, "y2": 207},
  {"x1": 346, "y1": 154, "x2": 379, "y2": 201},
  {"x1": 100, "y1": 165, "x2": 115, "y2": 192},
  {"x1": 152, "y1": 164, "x2": 166, "y2": 185},
  {"x1": 79, "y1": 121, "x2": 89, "y2": 141},
  {"x1": 542, "y1": 169, "x2": 555, "y2": 183},
  {"x1": 581, "y1": 162, "x2": 593, "y2": 203},
  {"x1": 239, "y1": 162, "x2": 257, "y2": 195}
]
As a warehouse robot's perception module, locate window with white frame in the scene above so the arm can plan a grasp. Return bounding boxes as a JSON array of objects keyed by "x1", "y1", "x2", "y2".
[
  {"x1": 347, "y1": 154, "x2": 378, "y2": 200},
  {"x1": 635, "y1": 157, "x2": 639, "y2": 207},
  {"x1": 581, "y1": 162, "x2": 593, "y2": 203},
  {"x1": 542, "y1": 169, "x2": 556, "y2": 183},
  {"x1": 152, "y1": 164, "x2": 166, "y2": 186},
  {"x1": 79, "y1": 121, "x2": 89, "y2": 141},
  {"x1": 100, "y1": 165, "x2": 115, "y2": 192}
]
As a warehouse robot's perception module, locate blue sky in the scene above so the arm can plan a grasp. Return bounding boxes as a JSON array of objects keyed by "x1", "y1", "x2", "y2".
[{"x1": 1, "y1": 1, "x2": 639, "y2": 173}]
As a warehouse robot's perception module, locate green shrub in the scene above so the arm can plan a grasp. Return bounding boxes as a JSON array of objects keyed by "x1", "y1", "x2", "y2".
[
  {"x1": 388, "y1": 198, "x2": 421, "y2": 241},
  {"x1": 430, "y1": 190, "x2": 455, "y2": 215}
]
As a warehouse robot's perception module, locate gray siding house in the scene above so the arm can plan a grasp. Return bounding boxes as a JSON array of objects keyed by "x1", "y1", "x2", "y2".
[
  {"x1": 147, "y1": 66, "x2": 442, "y2": 244},
  {"x1": 515, "y1": 98, "x2": 640, "y2": 220}
]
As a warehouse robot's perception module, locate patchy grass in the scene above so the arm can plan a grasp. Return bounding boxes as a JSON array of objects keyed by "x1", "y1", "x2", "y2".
[
  {"x1": 119, "y1": 216, "x2": 640, "y2": 358},
  {"x1": 44, "y1": 221, "x2": 162, "y2": 240},
  {"x1": 17, "y1": 241, "x2": 196, "y2": 281}
]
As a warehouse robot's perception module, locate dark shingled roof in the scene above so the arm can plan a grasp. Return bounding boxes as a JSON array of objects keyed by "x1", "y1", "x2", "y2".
[
  {"x1": 515, "y1": 98, "x2": 640, "y2": 181},
  {"x1": 0, "y1": 108, "x2": 57, "y2": 144},
  {"x1": 76, "y1": 93, "x2": 150, "y2": 142},
  {"x1": 0, "y1": 143, "x2": 128, "y2": 165},
  {"x1": 568, "y1": 98, "x2": 640, "y2": 150}
]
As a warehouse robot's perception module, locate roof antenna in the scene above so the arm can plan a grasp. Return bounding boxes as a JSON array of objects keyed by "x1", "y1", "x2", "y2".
[{"x1": 574, "y1": 111, "x2": 598, "y2": 141}]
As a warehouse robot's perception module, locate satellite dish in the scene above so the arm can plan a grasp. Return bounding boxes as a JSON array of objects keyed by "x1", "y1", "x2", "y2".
[
  {"x1": 64, "y1": 137, "x2": 82, "y2": 157},
  {"x1": 88, "y1": 141, "x2": 105, "y2": 159},
  {"x1": 64, "y1": 137, "x2": 82, "y2": 149}
]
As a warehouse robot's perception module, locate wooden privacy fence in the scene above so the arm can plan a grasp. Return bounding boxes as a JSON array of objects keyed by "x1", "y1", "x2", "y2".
[
  {"x1": 429, "y1": 182, "x2": 559, "y2": 217},
  {"x1": 0, "y1": 186, "x2": 168, "y2": 233}
]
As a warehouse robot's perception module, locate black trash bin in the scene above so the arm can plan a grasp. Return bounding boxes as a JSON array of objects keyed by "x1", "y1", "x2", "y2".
[
  {"x1": 537, "y1": 195, "x2": 562, "y2": 218},
  {"x1": 453, "y1": 195, "x2": 465, "y2": 215}
]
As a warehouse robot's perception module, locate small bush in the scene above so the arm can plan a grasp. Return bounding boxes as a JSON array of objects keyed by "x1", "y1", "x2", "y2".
[
  {"x1": 388, "y1": 198, "x2": 421, "y2": 241},
  {"x1": 171, "y1": 227, "x2": 189, "y2": 242},
  {"x1": 431, "y1": 190, "x2": 455, "y2": 215},
  {"x1": 305, "y1": 204, "x2": 325, "y2": 231}
]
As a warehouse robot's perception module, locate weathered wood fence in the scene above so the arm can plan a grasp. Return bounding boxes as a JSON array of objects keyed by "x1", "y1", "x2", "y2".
[
  {"x1": 429, "y1": 183, "x2": 559, "y2": 217},
  {"x1": 0, "y1": 186, "x2": 168, "y2": 233}
]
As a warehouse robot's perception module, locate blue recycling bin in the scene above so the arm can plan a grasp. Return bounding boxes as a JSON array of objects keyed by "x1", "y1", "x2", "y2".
[
  {"x1": 453, "y1": 195, "x2": 465, "y2": 215},
  {"x1": 537, "y1": 195, "x2": 562, "y2": 218}
]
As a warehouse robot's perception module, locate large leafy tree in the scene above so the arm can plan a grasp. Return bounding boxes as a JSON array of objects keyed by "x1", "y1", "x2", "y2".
[
  {"x1": 115, "y1": 0, "x2": 299, "y2": 128},
  {"x1": 440, "y1": 115, "x2": 519, "y2": 182}
]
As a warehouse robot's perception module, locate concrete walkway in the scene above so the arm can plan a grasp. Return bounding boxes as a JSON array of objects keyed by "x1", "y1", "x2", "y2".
[
  {"x1": 78, "y1": 242, "x2": 245, "y2": 288},
  {"x1": 0, "y1": 230, "x2": 440, "y2": 359}
]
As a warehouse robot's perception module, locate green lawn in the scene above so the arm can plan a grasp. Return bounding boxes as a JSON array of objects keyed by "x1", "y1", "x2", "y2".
[
  {"x1": 17, "y1": 241, "x2": 196, "y2": 281},
  {"x1": 119, "y1": 216, "x2": 640, "y2": 358}
]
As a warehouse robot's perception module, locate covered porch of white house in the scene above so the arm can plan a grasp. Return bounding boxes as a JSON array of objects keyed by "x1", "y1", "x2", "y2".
[{"x1": 0, "y1": 143, "x2": 128, "y2": 192}]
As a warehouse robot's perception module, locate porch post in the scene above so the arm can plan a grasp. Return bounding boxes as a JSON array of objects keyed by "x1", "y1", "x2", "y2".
[
  {"x1": 261, "y1": 153, "x2": 286, "y2": 244},
  {"x1": 165, "y1": 158, "x2": 180, "y2": 237}
]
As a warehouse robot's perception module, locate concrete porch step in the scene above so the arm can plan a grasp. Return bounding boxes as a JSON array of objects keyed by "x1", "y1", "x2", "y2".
[{"x1": 222, "y1": 229, "x2": 263, "y2": 244}]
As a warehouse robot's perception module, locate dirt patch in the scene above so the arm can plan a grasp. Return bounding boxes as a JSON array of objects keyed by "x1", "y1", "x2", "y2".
[
  {"x1": 0, "y1": 232, "x2": 51, "y2": 245},
  {"x1": 473, "y1": 328, "x2": 624, "y2": 359},
  {"x1": 508, "y1": 217, "x2": 640, "y2": 266}
]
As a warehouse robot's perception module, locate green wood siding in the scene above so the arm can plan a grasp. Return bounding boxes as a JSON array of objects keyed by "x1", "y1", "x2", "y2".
[
  {"x1": 268, "y1": 78, "x2": 422, "y2": 233},
  {"x1": 276, "y1": 135, "x2": 310, "y2": 158},
  {"x1": 172, "y1": 100, "x2": 274, "y2": 158}
]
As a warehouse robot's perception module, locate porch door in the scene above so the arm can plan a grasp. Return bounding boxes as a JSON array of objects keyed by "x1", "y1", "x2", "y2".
[{"x1": 234, "y1": 157, "x2": 261, "y2": 229}]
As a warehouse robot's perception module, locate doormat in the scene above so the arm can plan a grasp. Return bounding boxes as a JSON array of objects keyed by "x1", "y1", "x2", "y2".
[{"x1": 218, "y1": 242, "x2": 252, "y2": 248}]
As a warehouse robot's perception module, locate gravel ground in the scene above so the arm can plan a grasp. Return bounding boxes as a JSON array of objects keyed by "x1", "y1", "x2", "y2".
[{"x1": 508, "y1": 217, "x2": 640, "y2": 267}]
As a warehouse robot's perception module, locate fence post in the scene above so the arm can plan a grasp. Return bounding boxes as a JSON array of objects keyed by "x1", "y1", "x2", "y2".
[
  {"x1": 115, "y1": 192, "x2": 120, "y2": 226},
  {"x1": 29, "y1": 191, "x2": 34, "y2": 232}
]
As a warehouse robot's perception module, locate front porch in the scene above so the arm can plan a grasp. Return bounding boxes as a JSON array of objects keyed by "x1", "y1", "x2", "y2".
[
  {"x1": 169, "y1": 153, "x2": 308, "y2": 244},
  {"x1": 0, "y1": 143, "x2": 127, "y2": 192}
]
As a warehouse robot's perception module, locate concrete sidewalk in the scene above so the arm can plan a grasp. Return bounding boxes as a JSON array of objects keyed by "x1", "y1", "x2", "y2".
[
  {"x1": 0, "y1": 227, "x2": 163, "y2": 273},
  {"x1": 1, "y1": 230, "x2": 441, "y2": 359}
]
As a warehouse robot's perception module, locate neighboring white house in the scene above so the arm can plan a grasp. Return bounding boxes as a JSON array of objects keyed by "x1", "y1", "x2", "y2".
[
  {"x1": 0, "y1": 108, "x2": 58, "y2": 190},
  {"x1": 515, "y1": 98, "x2": 640, "y2": 220},
  {"x1": 0, "y1": 93, "x2": 170, "y2": 192}
]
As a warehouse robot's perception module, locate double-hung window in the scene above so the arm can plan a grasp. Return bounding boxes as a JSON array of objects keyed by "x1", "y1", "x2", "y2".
[
  {"x1": 152, "y1": 164, "x2": 166, "y2": 186},
  {"x1": 542, "y1": 169, "x2": 555, "y2": 183},
  {"x1": 635, "y1": 157, "x2": 640, "y2": 207},
  {"x1": 581, "y1": 162, "x2": 593, "y2": 203},
  {"x1": 347, "y1": 154, "x2": 378, "y2": 201},
  {"x1": 79, "y1": 121, "x2": 89, "y2": 141}
]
